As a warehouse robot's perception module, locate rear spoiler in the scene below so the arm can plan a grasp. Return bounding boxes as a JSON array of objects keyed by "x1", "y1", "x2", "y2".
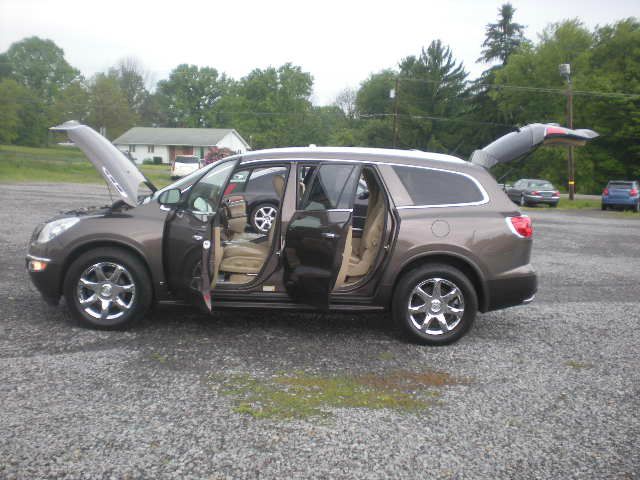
[{"x1": 470, "y1": 123, "x2": 599, "y2": 169}]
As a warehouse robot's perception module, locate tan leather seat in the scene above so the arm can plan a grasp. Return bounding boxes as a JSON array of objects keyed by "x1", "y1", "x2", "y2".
[
  {"x1": 346, "y1": 173, "x2": 385, "y2": 278},
  {"x1": 220, "y1": 174, "x2": 285, "y2": 274}
]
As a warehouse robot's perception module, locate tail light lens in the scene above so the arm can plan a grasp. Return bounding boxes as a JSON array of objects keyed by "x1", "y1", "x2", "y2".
[
  {"x1": 630, "y1": 188, "x2": 638, "y2": 197},
  {"x1": 508, "y1": 216, "x2": 533, "y2": 238},
  {"x1": 554, "y1": 191, "x2": 560, "y2": 196},
  {"x1": 603, "y1": 188, "x2": 609, "y2": 196},
  {"x1": 531, "y1": 190, "x2": 539, "y2": 196}
]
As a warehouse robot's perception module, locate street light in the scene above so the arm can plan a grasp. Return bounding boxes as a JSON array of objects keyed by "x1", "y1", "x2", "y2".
[{"x1": 559, "y1": 63, "x2": 575, "y2": 200}]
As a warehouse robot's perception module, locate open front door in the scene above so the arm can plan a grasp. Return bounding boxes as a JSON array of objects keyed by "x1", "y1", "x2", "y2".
[
  {"x1": 163, "y1": 159, "x2": 239, "y2": 309},
  {"x1": 470, "y1": 123, "x2": 598, "y2": 169},
  {"x1": 283, "y1": 163, "x2": 360, "y2": 308}
]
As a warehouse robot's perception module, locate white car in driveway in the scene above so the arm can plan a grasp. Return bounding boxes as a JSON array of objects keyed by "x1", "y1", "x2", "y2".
[{"x1": 171, "y1": 155, "x2": 202, "y2": 179}]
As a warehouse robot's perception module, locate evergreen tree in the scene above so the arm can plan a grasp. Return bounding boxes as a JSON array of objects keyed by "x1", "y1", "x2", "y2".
[{"x1": 479, "y1": 3, "x2": 528, "y2": 65}]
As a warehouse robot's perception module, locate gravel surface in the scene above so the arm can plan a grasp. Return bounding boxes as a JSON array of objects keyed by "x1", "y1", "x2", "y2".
[{"x1": 1, "y1": 183, "x2": 639, "y2": 479}]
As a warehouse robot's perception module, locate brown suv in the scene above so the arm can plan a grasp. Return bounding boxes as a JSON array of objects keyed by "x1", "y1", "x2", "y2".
[{"x1": 27, "y1": 122, "x2": 597, "y2": 344}]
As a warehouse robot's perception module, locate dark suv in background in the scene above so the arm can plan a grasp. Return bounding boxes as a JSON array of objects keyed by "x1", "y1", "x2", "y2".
[{"x1": 26, "y1": 122, "x2": 597, "y2": 344}]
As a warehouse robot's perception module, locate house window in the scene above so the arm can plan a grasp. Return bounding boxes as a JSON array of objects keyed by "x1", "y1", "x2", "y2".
[
  {"x1": 129, "y1": 145, "x2": 136, "y2": 152},
  {"x1": 147, "y1": 145, "x2": 154, "y2": 153}
]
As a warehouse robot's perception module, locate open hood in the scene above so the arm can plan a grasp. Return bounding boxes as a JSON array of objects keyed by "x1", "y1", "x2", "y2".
[
  {"x1": 50, "y1": 121, "x2": 155, "y2": 206},
  {"x1": 470, "y1": 123, "x2": 599, "y2": 169}
]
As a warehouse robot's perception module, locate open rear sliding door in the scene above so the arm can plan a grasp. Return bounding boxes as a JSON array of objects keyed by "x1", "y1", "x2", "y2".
[{"x1": 283, "y1": 163, "x2": 361, "y2": 309}]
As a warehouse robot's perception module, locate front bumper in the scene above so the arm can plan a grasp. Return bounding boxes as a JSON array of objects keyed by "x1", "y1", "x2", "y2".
[
  {"x1": 485, "y1": 266, "x2": 537, "y2": 311},
  {"x1": 26, "y1": 253, "x2": 63, "y2": 304}
]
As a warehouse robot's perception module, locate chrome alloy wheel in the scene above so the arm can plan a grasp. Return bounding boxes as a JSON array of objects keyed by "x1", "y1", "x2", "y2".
[
  {"x1": 407, "y1": 277, "x2": 465, "y2": 335},
  {"x1": 253, "y1": 205, "x2": 277, "y2": 233},
  {"x1": 76, "y1": 262, "x2": 136, "y2": 320}
]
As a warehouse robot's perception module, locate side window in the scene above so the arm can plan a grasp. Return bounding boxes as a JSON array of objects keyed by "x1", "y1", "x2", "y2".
[
  {"x1": 392, "y1": 165, "x2": 485, "y2": 206},
  {"x1": 188, "y1": 161, "x2": 237, "y2": 213},
  {"x1": 301, "y1": 164, "x2": 356, "y2": 211}
]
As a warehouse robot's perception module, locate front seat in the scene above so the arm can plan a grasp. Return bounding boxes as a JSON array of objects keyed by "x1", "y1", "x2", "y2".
[
  {"x1": 346, "y1": 174, "x2": 385, "y2": 278},
  {"x1": 219, "y1": 174, "x2": 285, "y2": 274}
]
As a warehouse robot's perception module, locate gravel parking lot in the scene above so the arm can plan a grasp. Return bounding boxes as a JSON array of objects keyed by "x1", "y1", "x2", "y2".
[{"x1": 1, "y1": 183, "x2": 639, "y2": 479}]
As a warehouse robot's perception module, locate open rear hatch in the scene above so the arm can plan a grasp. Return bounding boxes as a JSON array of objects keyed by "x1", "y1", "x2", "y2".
[
  {"x1": 470, "y1": 123, "x2": 599, "y2": 169},
  {"x1": 50, "y1": 121, "x2": 156, "y2": 206}
]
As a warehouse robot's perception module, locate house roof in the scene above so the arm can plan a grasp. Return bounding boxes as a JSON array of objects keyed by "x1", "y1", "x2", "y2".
[{"x1": 113, "y1": 127, "x2": 249, "y2": 148}]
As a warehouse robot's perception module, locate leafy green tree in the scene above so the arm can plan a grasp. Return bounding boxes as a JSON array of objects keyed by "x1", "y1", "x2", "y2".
[
  {"x1": 211, "y1": 63, "x2": 315, "y2": 148},
  {"x1": 3, "y1": 36, "x2": 79, "y2": 101},
  {"x1": 51, "y1": 80, "x2": 90, "y2": 124},
  {"x1": 86, "y1": 74, "x2": 137, "y2": 139},
  {"x1": 0, "y1": 79, "x2": 26, "y2": 144},
  {"x1": 397, "y1": 40, "x2": 469, "y2": 152},
  {"x1": 108, "y1": 58, "x2": 149, "y2": 114},
  {"x1": 479, "y1": 3, "x2": 528, "y2": 65},
  {"x1": 156, "y1": 64, "x2": 229, "y2": 127}
]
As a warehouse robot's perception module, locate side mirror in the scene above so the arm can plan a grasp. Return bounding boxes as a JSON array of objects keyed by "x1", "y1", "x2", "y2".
[
  {"x1": 357, "y1": 190, "x2": 369, "y2": 200},
  {"x1": 158, "y1": 188, "x2": 181, "y2": 205}
]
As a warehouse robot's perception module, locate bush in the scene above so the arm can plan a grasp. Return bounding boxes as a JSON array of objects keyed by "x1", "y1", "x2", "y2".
[
  {"x1": 153, "y1": 156, "x2": 162, "y2": 164},
  {"x1": 142, "y1": 158, "x2": 154, "y2": 165}
]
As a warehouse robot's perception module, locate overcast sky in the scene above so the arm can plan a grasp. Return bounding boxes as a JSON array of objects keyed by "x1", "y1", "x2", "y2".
[{"x1": 1, "y1": 0, "x2": 637, "y2": 105}]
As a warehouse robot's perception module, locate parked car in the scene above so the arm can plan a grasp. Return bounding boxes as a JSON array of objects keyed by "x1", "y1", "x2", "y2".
[
  {"x1": 26, "y1": 122, "x2": 597, "y2": 344},
  {"x1": 601, "y1": 180, "x2": 639, "y2": 212},
  {"x1": 505, "y1": 179, "x2": 560, "y2": 207},
  {"x1": 170, "y1": 155, "x2": 202, "y2": 179}
]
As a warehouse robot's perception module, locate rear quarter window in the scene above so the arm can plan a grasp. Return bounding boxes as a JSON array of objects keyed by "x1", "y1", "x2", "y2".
[{"x1": 392, "y1": 165, "x2": 485, "y2": 206}]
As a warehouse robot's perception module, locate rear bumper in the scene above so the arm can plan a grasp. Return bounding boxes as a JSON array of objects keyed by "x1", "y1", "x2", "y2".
[
  {"x1": 485, "y1": 266, "x2": 537, "y2": 311},
  {"x1": 524, "y1": 194, "x2": 559, "y2": 205},
  {"x1": 602, "y1": 196, "x2": 638, "y2": 206}
]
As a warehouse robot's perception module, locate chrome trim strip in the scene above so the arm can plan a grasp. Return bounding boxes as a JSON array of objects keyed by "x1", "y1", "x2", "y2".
[{"x1": 26, "y1": 254, "x2": 52, "y2": 263}]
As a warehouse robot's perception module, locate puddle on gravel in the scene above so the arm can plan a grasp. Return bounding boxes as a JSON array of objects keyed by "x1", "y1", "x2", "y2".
[{"x1": 210, "y1": 369, "x2": 468, "y2": 419}]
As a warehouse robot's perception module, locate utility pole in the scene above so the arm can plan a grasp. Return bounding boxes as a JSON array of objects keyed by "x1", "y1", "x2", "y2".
[
  {"x1": 391, "y1": 77, "x2": 399, "y2": 148},
  {"x1": 559, "y1": 64, "x2": 575, "y2": 200}
]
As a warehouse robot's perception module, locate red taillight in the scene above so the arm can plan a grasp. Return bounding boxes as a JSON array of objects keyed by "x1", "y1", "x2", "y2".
[
  {"x1": 531, "y1": 190, "x2": 539, "y2": 196},
  {"x1": 630, "y1": 188, "x2": 638, "y2": 197},
  {"x1": 603, "y1": 188, "x2": 609, "y2": 196},
  {"x1": 554, "y1": 191, "x2": 560, "y2": 196},
  {"x1": 508, "y1": 216, "x2": 533, "y2": 238}
]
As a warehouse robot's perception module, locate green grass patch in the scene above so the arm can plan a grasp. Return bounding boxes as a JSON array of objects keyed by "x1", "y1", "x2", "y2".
[
  {"x1": 0, "y1": 144, "x2": 172, "y2": 188},
  {"x1": 556, "y1": 198, "x2": 601, "y2": 209},
  {"x1": 213, "y1": 369, "x2": 465, "y2": 420}
]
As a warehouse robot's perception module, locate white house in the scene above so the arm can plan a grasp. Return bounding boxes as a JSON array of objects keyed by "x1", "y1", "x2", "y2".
[{"x1": 113, "y1": 127, "x2": 250, "y2": 165}]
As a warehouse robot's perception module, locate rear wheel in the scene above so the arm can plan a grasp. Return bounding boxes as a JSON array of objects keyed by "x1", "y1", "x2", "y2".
[
  {"x1": 63, "y1": 247, "x2": 152, "y2": 329},
  {"x1": 601, "y1": 204, "x2": 607, "y2": 211},
  {"x1": 251, "y1": 203, "x2": 278, "y2": 233},
  {"x1": 393, "y1": 264, "x2": 477, "y2": 345}
]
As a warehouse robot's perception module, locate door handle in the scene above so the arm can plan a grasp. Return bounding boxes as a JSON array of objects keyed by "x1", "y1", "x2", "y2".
[
  {"x1": 321, "y1": 232, "x2": 338, "y2": 239},
  {"x1": 192, "y1": 234, "x2": 203, "y2": 241}
]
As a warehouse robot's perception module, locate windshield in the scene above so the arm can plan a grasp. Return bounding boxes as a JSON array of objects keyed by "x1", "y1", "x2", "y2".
[{"x1": 175, "y1": 155, "x2": 200, "y2": 164}]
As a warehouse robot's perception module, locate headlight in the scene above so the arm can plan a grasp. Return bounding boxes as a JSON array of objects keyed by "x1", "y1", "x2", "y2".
[{"x1": 36, "y1": 217, "x2": 80, "y2": 243}]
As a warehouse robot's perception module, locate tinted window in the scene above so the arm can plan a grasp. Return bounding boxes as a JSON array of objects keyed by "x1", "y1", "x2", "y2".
[
  {"x1": 608, "y1": 182, "x2": 634, "y2": 189},
  {"x1": 175, "y1": 155, "x2": 199, "y2": 164},
  {"x1": 302, "y1": 164, "x2": 356, "y2": 211},
  {"x1": 392, "y1": 165, "x2": 484, "y2": 206},
  {"x1": 188, "y1": 161, "x2": 236, "y2": 213},
  {"x1": 527, "y1": 180, "x2": 554, "y2": 189}
]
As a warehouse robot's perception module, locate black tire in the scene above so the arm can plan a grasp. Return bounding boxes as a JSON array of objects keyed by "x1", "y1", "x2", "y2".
[
  {"x1": 63, "y1": 247, "x2": 152, "y2": 330},
  {"x1": 550, "y1": 203, "x2": 558, "y2": 208},
  {"x1": 392, "y1": 263, "x2": 478, "y2": 345},
  {"x1": 601, "y1": 204, "x2": 607, "y2": 211},
  {"x1": 250, "y1": 202, "x2": 278, "y2": 234}
]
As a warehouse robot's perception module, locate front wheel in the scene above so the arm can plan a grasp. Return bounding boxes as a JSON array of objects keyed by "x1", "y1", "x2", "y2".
[
  {"x1": 63, "y1": 247, "x2": 152, "y2": 329},
  {"x1": 392, "y1": 264, "x2": 477, "y2": 345}
]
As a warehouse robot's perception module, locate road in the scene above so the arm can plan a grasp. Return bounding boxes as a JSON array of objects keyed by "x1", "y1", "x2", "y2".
[{"x1": 1, "y1": 183, "x2": 638, "y2": 479}]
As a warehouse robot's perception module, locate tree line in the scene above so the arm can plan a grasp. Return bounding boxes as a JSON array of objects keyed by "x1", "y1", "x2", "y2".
[{"x1": 0, "y1": 5, "x2": 638, "y2": 192}]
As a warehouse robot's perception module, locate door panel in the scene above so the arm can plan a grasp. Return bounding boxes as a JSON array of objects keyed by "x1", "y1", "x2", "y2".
[
  {"x1": 283, "y1": 163, "x2": 360, "y2": 308},
  {"x1": 163, "y1": 159, "x2": 238, "y2": 303},
  {"x1": 284, "y1": 209, "x2": 353, "y2": 307}
]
